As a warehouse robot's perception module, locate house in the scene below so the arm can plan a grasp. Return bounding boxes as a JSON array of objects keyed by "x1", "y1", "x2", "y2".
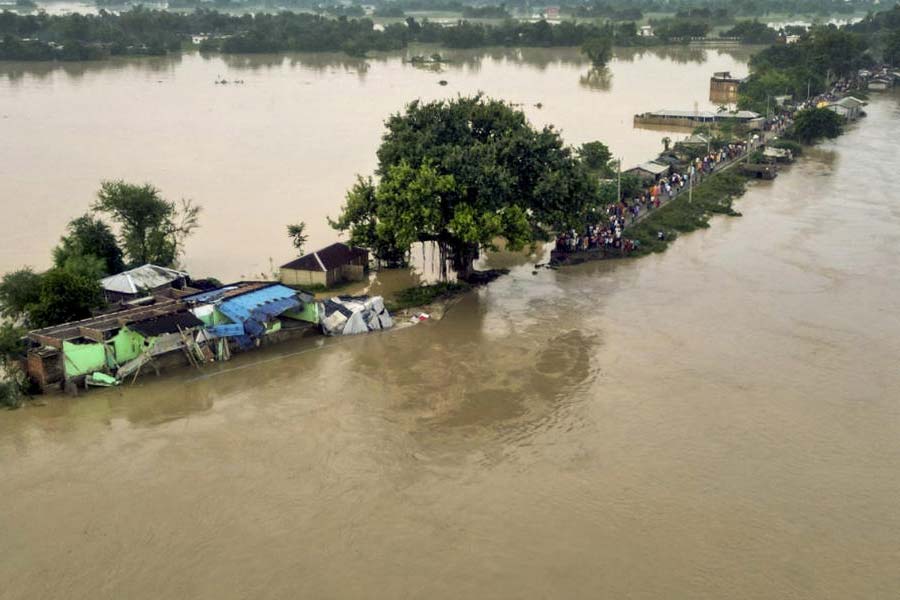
[
  {"x1": 279, "y1": 243, "x2": 369, "y2": 288},
  {"x1": 709, "y1": 71, "x2": 744, "y2": 104},
  {"x1": 828, "y1": 96, "x2": 866, "y2": 120},
  {"x1": 625, "y1": 161, "x2": 671, "y2": 183},
  {"x1": 639, "y1": 25, "x2": 654, "y2": 37},
  {"x1": 100, "y1": 264, "x2": 191, "y2": 303},
  {"x1": 23, "y1": 298, "x2": 199, "y2": 391},
  {"x1": 677, "y1": 134, "x2": 710, "y2": 148},
  {"x1": 182, "y1": 282, "x2": 316, "y2": 349}
]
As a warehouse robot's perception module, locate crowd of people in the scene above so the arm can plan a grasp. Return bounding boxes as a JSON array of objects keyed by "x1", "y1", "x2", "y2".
[{"x1": 555, "y1": 139, "x2": 756, "y2": 256}]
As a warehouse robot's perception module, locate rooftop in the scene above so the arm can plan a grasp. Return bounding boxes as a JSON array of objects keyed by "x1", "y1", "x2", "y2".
[
  {"x1": 101, "y1": 264, "x2": 188, "y2": 295},
  {"x1": 281, "y1": 243, "x2": 368, "y2": 272}
]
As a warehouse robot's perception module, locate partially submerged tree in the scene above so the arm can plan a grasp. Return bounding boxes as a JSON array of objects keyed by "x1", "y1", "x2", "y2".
[
  {"x1": 287, "y1": 222, "x2": 308, "y2": 256},
  {"x1": 790, "y1": 107, "x2": 843, "y2": 144},
  {"x1": 93, "y1": 181, "x2": 201, "y2": 268},
  {"x1": 53, "y1": 214, "x2": 125, "y2": 276},
  {"x1": 581, "y1": 36, "x2": 613, "y2": 68},
  {"x1": 331, "y1": 95, "x2": 600, "y2": 278}
]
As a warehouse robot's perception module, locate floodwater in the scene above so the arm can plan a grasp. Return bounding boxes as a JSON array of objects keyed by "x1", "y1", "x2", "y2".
[
  {"x1": 0, "y1": 45, "x2": 756, "y2": 280},
  {"x1": 2, "y1": 54, "x2": 900, "y2": 599}
]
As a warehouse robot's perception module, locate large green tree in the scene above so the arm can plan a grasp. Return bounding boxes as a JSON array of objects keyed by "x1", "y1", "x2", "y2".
[
  {"x1": 331, "y1": 95, "x2": 600, "y2": 278},
  {"x1": 93, "y1": 181, "x2": 200, "y2": 268},
  {"x1": 53, "y1": 214, "x2": 125, "y2": 276},
  {"x1": 791, "y1": 107, "x2": 843, "y2": 144}
]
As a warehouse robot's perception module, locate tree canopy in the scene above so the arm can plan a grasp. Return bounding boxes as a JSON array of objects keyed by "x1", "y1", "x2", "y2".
[
  {"x1": 790, "y1": 107, "x2": 843, "y2": 144},
  {"x1": 331, "y1": 95, "x2": 600, "y2": 277},
  {"x1": 93, "y1": 180, "x2": 200, "y2": 268},
  {"x1": 53, "y1": 214, "x2": 125, "y2": 276}
]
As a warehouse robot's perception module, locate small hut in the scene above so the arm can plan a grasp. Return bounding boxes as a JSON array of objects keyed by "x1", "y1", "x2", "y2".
[{"x1": 279, "y1": 243, "x2": 369, "y2": 288}]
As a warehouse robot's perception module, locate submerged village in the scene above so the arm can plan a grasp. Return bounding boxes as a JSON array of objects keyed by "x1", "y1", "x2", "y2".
[{"x1": 2, "y1": 8, "x2": 899, "y2": 403}]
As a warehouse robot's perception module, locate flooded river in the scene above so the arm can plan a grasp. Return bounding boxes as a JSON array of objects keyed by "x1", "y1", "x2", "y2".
[
  {"x1": 0, "y1": 45, "x2": 756, "y2": 280},
  {"x1": 2, "y1": 49, "x2": 900, "y2": 599}
]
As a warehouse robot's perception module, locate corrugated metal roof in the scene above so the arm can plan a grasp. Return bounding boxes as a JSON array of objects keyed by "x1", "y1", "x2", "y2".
[
  {"x1": 101, "y1": 264, "x2": 188, "y2": 295},
  {"x1": 648, "y1": 109, "x2": 718, "y2": 119},
  {"x1": 636, "y1": 162, "x2": 670, "y2": 175}
]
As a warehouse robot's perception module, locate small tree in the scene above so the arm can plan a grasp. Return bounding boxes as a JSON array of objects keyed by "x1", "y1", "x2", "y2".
[
  {"x1": 578, "y1": 141, "x2": 614, "y2": 175},
  {"x1": 53, "y1": 214, "x2": 125, "y2": 276},
  {"x1": 93, "y1": 181, "x2": 201, "y2": 267},
  {"x1": 582, "y1": 36, "x2": 613, "y2": 68},
  {"x1": 0, "y1": 268, "x2": 43, "y2": 321},
  {"x1": 287, "y1": 222, "x2": 308, "y2": 256}
]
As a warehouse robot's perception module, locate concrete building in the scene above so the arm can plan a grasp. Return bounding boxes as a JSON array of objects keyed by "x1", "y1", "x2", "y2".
[
  {"x1": 709, "y1": 71, "x2": 744, "y2": 104},
  {"x1": 280, "y1": 243, "x2": 369, "y2": 288}
]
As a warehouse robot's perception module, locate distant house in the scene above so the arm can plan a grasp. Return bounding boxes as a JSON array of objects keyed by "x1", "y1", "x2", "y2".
[
  {"x1": 828, "y1": 96, "x2": 866, "y2": 120},
  {"x1": 100, "y1": 264, "x2": 190, "y2": 303},
  {"x1": 625, "y1": 161, "x2": 671, "y2": 183},
  {"x1": 544, "y1": 6, "x2": 559, "y2": 19},
  {"x1": 280, "y1": 243, "x2": 369, "y2": 288},
  {"x1": 639, "y1": 25, "x2": 654, "y2": 37},
  {"x1": 709, "y1": 71, "x2": 744, "y2": 104}
]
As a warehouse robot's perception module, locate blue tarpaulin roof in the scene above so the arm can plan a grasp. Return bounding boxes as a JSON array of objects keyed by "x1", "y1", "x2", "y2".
[{"x1": 216, "y1": 284, "x2": 301, "y2": 347}]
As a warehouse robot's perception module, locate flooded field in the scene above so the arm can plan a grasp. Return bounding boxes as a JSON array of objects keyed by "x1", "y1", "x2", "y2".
[
  {"x1": 0, "y1": 45, "x2": 756, "y2": 280},
  {"x1": 1, "y1": 47, "x2": 899, "y2": 598}
]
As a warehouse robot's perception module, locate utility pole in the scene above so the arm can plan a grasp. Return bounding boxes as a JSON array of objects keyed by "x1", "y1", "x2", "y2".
[{"x1": 617, "y1": 157, "x2": 622, "y2": 202}]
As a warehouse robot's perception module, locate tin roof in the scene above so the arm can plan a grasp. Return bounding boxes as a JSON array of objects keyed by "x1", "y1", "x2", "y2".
[
  {"x1": 281, "y1": 243, "x2": 368, "y2": 272},
  {"x1": 100, "y1": 264, "x2": 188, "y2": 295}
]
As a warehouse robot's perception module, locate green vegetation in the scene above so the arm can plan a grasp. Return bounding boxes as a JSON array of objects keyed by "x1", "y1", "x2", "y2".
[
  {"x1": 331, "y1": 95, "x2": 599, "y2": 279},
  {"x1": 737, "y1": 7, "x2": 900, "y2": 114},
  {"x1": 386, "y1": 281, "x2": 470, "y2": 311},
  {"x1": 788, "y1": 107, "x2": 844, "y2": 144},
  {"x1": 581, "y1": 36, "x2": 612, "y2": 67},
  {"x1": 0, "y1": 7, "x2": 658, "y2": 61},
  {"x1": 53, "y1": 215, "x2": 125, "y2": 276},
  {"x1": 0, "y1": 181, "x2": 201, "y2": 330},
  {"x1": 628, "y1": 171, "x2": 747, "y2": 255},
  {"x1": 578, "y1": 141, "x2": 614, "y2": 176},
  {"x1": 93, "y1": 181, "x2": 200, "y2": 268},
  {"x1": 721, "y1": 20, "x2": 779, "y2": 43},
  {"x1": 287, "y1": 222, "x2": 308, "y2": 256}
]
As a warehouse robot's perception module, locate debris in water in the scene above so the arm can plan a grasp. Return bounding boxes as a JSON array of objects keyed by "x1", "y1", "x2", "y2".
[{"x1": 438, "y1": 80, "x2": 448, "y2": 86}]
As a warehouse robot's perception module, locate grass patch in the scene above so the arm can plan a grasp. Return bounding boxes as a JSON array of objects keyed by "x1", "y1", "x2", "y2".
[
  {"x1": 386, "y1": 281, "x2": 471, "y2": 312},
  {"x1": 628, "y1": 171, "x2": 748, "y2": 255}
]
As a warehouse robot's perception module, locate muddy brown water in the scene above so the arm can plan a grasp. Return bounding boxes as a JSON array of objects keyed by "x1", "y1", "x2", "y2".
[
  {"x1": 2, "y1": 49, "x2": 900, "y2": 599},
  {"x1": 0, "y1": 45, "x2": 757, "y2": 281}
]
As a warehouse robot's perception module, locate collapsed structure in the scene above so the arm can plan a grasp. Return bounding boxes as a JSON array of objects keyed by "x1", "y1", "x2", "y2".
[{"x1": 22, "y1": 277, "x2": 395, "y2": 394}]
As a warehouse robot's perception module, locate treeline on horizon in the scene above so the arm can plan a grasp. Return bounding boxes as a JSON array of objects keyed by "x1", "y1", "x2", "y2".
[
  {"x1": 1, "y1": 1, "x2": 897, "y2": 61},
  {"x1": 0, "y1": 8, "x2": 665, "y2": 60}
]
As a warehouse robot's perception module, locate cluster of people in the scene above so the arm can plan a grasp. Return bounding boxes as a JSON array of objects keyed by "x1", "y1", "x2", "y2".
[
  {"x1": 555, "y1": 216, "x2": 633, "y2": 253},
  {"x1": 555, "y1": 139, "x2": 756, "y2": 256}
]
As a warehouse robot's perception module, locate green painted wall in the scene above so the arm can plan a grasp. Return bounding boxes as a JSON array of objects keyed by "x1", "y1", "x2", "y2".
[
  {"x1": 112, "y1": 328, "x2": 147, "y2": 365},
  {"x1": 62, "y1": 340, "x2": 107, "y2": 379},
  {"x1": 283, "y1": 302, "x2": 319, "y2": 324}
]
